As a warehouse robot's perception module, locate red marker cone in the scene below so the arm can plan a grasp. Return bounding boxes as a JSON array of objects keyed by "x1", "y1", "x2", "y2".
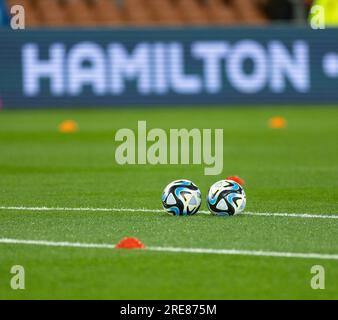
[
  {"x1": 115, "y1": 237, "x2": 145, "y2": 249},
  {"x1": 226, "y1": 176, "x2": 245, "y2": 186}
]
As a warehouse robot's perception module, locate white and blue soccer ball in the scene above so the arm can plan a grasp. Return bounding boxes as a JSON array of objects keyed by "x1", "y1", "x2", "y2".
[
  {"x1": 207, "y1": 179, "x2": 246, "y2": 216},
  {"x1": 162, "y1": 179, "x2": 202, "y2": 216}
]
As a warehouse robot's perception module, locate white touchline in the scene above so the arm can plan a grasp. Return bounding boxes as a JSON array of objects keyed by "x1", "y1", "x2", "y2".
[
  {"x1": 0, "y1": 205, "x2": 338, "y2": 220},
  {"x1": 1, "y1": 238, "x2": 338, "y2": 261}
]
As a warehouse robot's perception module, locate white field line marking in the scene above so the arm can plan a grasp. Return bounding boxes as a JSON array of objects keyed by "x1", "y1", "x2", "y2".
[
  {"x1": 0, "y1": 205, "x2": 338, "y2": 220},
  {"x1": 0, "y1": 206, "x2": 164, "y2": 213},
  {"x1": 1, "y1": 238, "x2": 338, "y2": 261}
]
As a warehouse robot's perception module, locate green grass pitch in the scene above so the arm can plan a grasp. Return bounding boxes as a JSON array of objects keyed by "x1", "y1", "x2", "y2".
[{"x1": 0, "y1": 106, "x2": 337, "y2": 299}]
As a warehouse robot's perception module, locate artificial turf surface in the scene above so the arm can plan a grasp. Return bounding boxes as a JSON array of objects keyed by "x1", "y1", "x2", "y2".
[{"x1": 0, "y1": 106, "x2": 337, "y2": 299}]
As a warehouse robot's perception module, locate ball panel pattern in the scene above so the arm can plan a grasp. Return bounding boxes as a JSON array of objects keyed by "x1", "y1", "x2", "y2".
[
  {"x1": 162, "y1": 180, "x2": 201, "y2": 216},
  {"x1": 207, "y1": 179, "x2": 246, "y2": 216}
]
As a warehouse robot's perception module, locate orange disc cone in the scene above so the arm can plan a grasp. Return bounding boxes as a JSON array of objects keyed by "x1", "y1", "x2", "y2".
[
  {"x1": 269, "y1": 116, "x2": 287, "y2": 129},
  {"x1": 226, "y1": 176, "x2": 245, "y2": 186},
  {"x1": 59, "y1": 120, "x2": 79, "y2": 133},
  {"x1": 115, "y1": 237, "x2": 145, "y2": 249}
]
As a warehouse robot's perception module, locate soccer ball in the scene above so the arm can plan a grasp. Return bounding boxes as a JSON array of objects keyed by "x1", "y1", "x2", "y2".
[
  {"x1": 162, "y1": 179, "x2": 201, "y2": 216},
  {"x1": 207, "y1": 179, "x2": 246, "y2": 216}
]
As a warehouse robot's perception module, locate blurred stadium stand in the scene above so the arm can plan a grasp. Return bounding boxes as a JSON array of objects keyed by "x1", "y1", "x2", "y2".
[{"x1": 3, "y1": 0, "x2": 312, "y2": 27}]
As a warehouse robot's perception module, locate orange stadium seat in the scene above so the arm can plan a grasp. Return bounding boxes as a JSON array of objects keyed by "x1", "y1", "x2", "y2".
[
  {"x1": 147, "y1": 0, "x2": 183, "y2": 26},
  {"x1": 5, "y1": 0, "x2": 269, "y2": 27},
  {"x1": 206, "y1": 0, "x2": 237, "y2": 25},
  {"x1": 123, "y1": 0, "x2": 154, "y2": 26},
  {"x1": 232, "y1": 0, "x2": 267, "y2": 24},
  {"x1": 90, "y1": 0, "x2": 125, "y2": 25},
  {"x1": 176, "y1": 0, "x2": 210, "y2": 25},
  {"x1": 35, "y1": 0, "x2": 69, "y2": 27},
  {"x1": 62, "y1": 0, "x2": 98, "y2": 26}
]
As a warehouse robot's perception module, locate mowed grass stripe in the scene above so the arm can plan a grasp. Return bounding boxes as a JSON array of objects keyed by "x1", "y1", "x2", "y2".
[
  {"x1": 0, "y1": 205, "x2": 338, "y2": 220},
  {"x1": 1, "y1": 238, "x2": 338, "y2": 261}
]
